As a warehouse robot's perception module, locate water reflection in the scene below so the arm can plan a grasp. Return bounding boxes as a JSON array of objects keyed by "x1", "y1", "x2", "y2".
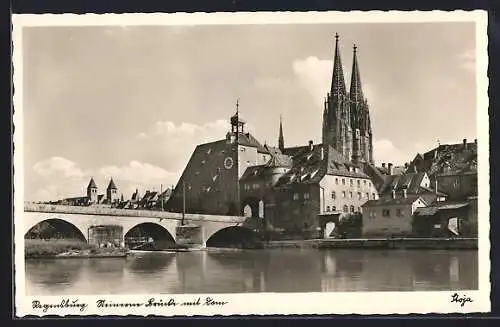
[{"x1": 25, "y1": 249, "x2": 478, "y2": 295}]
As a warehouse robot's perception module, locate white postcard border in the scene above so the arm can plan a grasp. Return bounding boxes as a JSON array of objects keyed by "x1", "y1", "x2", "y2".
[{"x1": 12, "y1": 10, "x2": 490, "y2": 317}]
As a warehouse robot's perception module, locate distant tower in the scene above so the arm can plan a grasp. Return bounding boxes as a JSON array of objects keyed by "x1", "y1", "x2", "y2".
[
  {"x1": 86, "y1": 177, "x2": 98, "y2": 204},
  {"x1": 106, "y1": 178, "x2": 118, "y2": 203},
  {"x1": 227, "y1": 98, "x2": 245, "y2": 144},
  {"x1": 278, "y1": 115, "x2": 285, "y2": 152}
]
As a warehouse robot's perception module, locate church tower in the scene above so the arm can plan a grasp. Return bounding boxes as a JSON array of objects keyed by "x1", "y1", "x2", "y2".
[
  {"x1": 278, "y1": 115, "x2": 285, "y2": 152},
  {"x1": 86, "y1": 177, "x2": 98, "y2": 204},
  {"x1": 323, "y1": 35, "x2": 374, "y2": 165},
  {"x1": 106, "y1": 178, "x2": 118, "y2": 203},
  {"x1": 349, "y1": 44, "x2": 374, "y2": 165},
  {"x1": 322, "y1": 33, "x2": 352, "y2": 160}
]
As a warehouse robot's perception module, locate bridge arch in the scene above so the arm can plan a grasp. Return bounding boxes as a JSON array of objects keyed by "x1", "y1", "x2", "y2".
[
  {"x1": 24, "y1": 218, "x2": 87, "y2": 242},
  {"x1": 205, "y1": 226, "x2": 261, "y2": 248},
  {"x1": 124, "y1": 222, "x2": 176, "y2": 250}
]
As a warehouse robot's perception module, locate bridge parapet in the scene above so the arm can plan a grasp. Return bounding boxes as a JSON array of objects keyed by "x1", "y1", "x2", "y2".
[{"x1": 24, "y1": 203, "x2": 245, "y2": 224}]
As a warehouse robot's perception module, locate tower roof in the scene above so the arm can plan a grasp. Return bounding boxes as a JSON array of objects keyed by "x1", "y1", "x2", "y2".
[
  {"x1": 87, "y1": 177, "x2": 97, "y2": 189},
  {"x1": 349, "y1": 44, "x2": 364, "y2": 103},
  {"x1": 107, "y1": 178, "x2": 117, "y2": 190},
  {"x1": 330, "y1": 33, "x2": 347, "y2": 96},
  {"x1": 278, "y1": 115, "x2": 284, "y2": 151}
]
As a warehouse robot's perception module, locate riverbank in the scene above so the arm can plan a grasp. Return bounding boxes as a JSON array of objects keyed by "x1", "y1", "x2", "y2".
[
  {"x1": 264, "y1": 237, "x2": 478, "y2": 250},
  {"x1": 25, "y1": 239, "x2": 129, "y2": 259}
]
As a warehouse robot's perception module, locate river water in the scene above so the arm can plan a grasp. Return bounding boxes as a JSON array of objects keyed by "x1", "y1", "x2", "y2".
[{"x1": 25, "y1": 249, "x2": 478, "y2": 295}]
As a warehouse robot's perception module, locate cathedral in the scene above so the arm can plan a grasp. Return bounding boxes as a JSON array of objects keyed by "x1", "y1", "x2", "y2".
[
  {"x1": 164, "y1": 34, "x2": 382, "y2": 236},
  {"x1": 322, "y1": 33, "x2": 374, "y2": 165}
]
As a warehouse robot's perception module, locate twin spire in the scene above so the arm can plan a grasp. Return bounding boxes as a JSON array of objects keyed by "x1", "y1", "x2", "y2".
[{"x1": 330, "y1": 33, "x2": 364, "y2": 102}]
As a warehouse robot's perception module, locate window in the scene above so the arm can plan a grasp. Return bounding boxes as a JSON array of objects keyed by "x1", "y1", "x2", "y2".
[
  {"x1": 366, "y1": 192, "x2": 369, "y2": 199},
  {"x1": 371, "y1": 210, "x2": 377, "y2": 218},
  {"x1": 304, "y1": 192, "x2": 310, "y2": 200},
  {"x1": 396, "y1": 209, "x2": 403, "y2": 217},
  {"x1": 350, "y1": 205, "x2": 355, "y2": 213},
  {"x1": 335, "y1": 178, "x2": 339, "y2": 185},
  {"x1": 343, "y1": 205, "x2": 348, "y2": 213},
  {"x1": 240, "y1": 147, "x2": 246, "y2": 152},
  {"x1": 357, "y1": 192, "x2": 362, "y2": 200},
  {"x1": 293, "y1": 193, "x2": 299, "y2": 200},
  {"x1": 363, "y1": 180, "x2": 367, "y2": 186},
  {"x1": 372, "y1": 193, "x2": 376, "y2": 200},
  {"x1": 342, "y1": 178, "x2": 346, "y2": 185},
  {"x1": 358, "y1": 207, "x2": 361, "y2": 213},
  {"x1": 357, "y1": 180, "x2": 361, "y2": 187},
  {"x1": 349, "y1": 191, "x2": 353, "y2": 198},
  {"x1": 331, "y1": 191, "x2": 336, "y2": 199},
  {"x1": 326, "y1": 206, "x2": 330, "y2": 212},
  {"x1": 342, "y1": 191, "x2": 346, "y2": 198},
  {"x1": 350, "y1": 179, "x2": 353, "y2": 186},
  {"x1": 332, "y1": 206, "x2": 336, "y2": 212},
  {"x1": 382, "y1": 209, "x2": 391, "y2": 217}
]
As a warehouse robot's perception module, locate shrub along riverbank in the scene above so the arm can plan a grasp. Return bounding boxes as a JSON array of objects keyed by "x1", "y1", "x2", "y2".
[{"x1": 25, "y1": 239, "x2": 129, "y2": 259}]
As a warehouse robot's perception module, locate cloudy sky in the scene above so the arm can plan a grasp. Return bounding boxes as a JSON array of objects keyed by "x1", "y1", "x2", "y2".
[{"x1": 22, "y1": 22, "x2": 477, "y2": 201}]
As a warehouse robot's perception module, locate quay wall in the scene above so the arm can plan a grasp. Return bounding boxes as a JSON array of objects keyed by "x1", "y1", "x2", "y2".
[{"x1": 264, "y1": 238, "x2": 478, "y2": 250}]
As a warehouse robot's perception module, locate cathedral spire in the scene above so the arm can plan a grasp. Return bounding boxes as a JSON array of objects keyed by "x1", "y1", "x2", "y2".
[
  {"x1": 349, "y1": 44, "x2": 364, "y2": 103},
  {"x1": 278, "y1": 115, "x2": 284, "y2": 152},
  {"x1": 330, "y1": 33, "x2": 346, "y2": 96}
]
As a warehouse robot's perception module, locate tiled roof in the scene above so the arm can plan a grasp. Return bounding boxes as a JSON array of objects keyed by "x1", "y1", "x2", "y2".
[
  {"x1": 87, "y1": 178, "x2": 97, "y2": 189},
  {"x1": 240, "y1": 165, "x2": 266, "y2": 182},
  {"x1": 379, "y1": 172, "x2": 426, "y2": 195},
  {"x1": 107, "y1": 178, "x2": 117, "y2": 190},
  {"x1": 237, "y1": 132, "x2": 269, "y2": 154},
  {"x1": 414, "y1": 201, "x2": 469, "y2": 216},
  {"x1": 409, "y1": 141, "x2": 477, "y2": 176},
  {"x1": 275, "y1": 144, "x2": 369, "y2": 187},
  {"x1": 362, "y1": 195, "x2": 423, "y2": 207},
  {"x1": 266, "y1": 153, "x2": 293, "y2": 168}
]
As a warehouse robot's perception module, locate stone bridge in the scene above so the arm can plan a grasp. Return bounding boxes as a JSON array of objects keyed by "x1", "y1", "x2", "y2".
[{"x1": 23, "y1": 203, "x2": 251, "y2": 248}]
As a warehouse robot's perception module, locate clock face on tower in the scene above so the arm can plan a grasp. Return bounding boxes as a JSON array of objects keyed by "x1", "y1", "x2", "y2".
[{"x1": 224, "y1": 157, "x2": 234, "y2": 170}]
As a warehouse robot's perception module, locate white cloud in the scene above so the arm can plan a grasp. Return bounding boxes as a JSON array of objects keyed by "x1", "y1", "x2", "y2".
[
  {"x1": 292, "y1": 56, "x2": 332, "y2": 108},
  {"x1": 373, "y1": 139, "x2": 410, "y2": 166},
  {"x1": 141, "y1": 119, "x2": 229, "y2": 142},
  {"x1": 29, "y1": 157, "x2": 180, "y2": 202},
  {"x1": 292, "y1": 56, "x2": 376, "y2": 109},
  {"x1": 32, "y1": 157, "x2": 87, "y2": 179}
]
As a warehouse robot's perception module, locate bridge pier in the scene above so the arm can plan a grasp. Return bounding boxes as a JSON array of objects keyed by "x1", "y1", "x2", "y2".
[{"x1": 176, "y1": 224, "x2": 205, "y2": 249}]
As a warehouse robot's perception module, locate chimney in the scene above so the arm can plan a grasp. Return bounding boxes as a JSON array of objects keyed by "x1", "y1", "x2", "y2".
[
  {"x1": 382, "y1": 163, "x2": 386, "y2": 169},
  {"x1": 308, "y1": 140, "x2": 314, "y2": 151},
  {"x1": 474, "y1": 139, "x2": 477, "y2": 144},
  {"x1": 392, "y1": 189, "x2": 396, "y2": 199},
  {"x1": 320, "y1": 146, "x2": 325, "y2": 160},
  {"x1": 388, "y1": 163, "x2": 393, "y2": 175},
  {"x1": 463, "y1": 138, "x2": 468, "y2": 149},
  {"x1": 403, "y1": 188, "x2": 407, "y2": 199}
]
